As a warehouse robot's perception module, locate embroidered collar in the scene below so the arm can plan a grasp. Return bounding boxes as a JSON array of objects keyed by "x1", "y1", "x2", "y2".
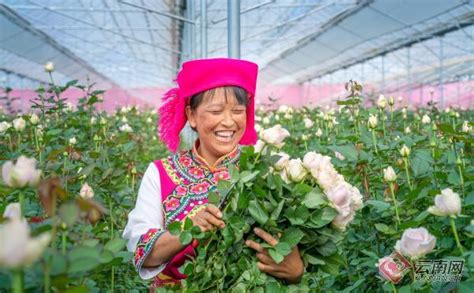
[{"x1": 190, "y1": 140, "x2": 240, "y2": 172}]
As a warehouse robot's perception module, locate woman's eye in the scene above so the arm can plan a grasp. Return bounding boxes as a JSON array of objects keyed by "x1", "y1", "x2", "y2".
[
  {"x1": 209, "y1": 111, "x2": 222, "y2": 115},
  {"x1": 233, "y1": 110, "x2": 245, "y2": 114}
]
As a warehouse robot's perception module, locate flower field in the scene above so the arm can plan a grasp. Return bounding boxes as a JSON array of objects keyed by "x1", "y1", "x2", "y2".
[{"x1": 1, "y1": 80, "x2": 473, "y2": 292}]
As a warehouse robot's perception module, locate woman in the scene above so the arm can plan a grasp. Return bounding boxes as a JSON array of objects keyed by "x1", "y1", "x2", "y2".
[{"x1": 122, "y1": 58, "x2": 304, "y2": 290}]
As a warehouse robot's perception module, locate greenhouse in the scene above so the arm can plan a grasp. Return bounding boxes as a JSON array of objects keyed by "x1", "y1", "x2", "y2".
[{"x1": 0, "y1": 0, "x2": 473, "y2": 292}]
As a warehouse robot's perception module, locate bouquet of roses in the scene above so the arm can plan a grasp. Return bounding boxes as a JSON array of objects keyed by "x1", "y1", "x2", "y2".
[{"x1": 171, "y1": 125, "x2": 363, "y2": 292}]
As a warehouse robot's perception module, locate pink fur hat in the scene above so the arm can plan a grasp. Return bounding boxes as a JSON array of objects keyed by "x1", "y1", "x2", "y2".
[{"x1": 158, "y1": 58, "x2": 259, "y2": 152}]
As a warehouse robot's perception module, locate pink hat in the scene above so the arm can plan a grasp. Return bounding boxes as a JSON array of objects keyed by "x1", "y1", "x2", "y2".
[{"x1": 158, "y1": 58, "x2": 259, "y2": 152}]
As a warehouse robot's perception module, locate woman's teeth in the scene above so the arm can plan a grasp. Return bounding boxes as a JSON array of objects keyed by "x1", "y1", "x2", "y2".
[{"x1": 215, "y1": 131, "x2": 235, "y2": 142}]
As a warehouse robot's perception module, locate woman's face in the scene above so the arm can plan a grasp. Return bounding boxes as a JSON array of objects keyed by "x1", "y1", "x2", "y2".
[{"x1": 186, "y1": 87, "x2": 247, "y2": 165}]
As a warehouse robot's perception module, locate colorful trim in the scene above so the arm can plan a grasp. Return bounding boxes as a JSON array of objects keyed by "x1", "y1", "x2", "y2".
[
  {"x1": 161, "y1": 158, "x2": 182, "y2": 185},
  {"x1": 134, "y1": 228, "x2": 166, "y2": 272}
]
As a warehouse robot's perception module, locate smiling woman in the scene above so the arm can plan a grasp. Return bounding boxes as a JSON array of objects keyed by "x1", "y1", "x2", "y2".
[{"x1": 122, "y1": 58, "x2": 304, "y2": 290}]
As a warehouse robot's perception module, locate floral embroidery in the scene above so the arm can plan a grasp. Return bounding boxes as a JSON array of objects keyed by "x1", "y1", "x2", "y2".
[
  {"x1": 165, "y1": 197, "x2": 180, "y2": 212},
  {"x1": 190, "y1": 181, "x2": 210, "y2": 195},
  {"x1": 178, "y1": 155, "x2": 193, "y2": 167},
  {"x1": 175, "y1": 185, "x2": 187, "y2": 197},
  {"x1": 212, "y1": 169, "x2": 230, "y2": 183},
  {"x1": 134, "y1": 228, "x2": 166, "y2": 272},
  {"x1": 188, "y1": 167, "x2": 205, "y2": 179}
]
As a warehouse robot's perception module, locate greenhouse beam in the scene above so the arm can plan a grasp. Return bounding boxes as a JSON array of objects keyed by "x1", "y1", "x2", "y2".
[
  {"x1": 201, "y1": 0, "x2": 208, "y2": 58},
  {"x1": 227, "y1": 0, "x2": 240, "y2": 58}
]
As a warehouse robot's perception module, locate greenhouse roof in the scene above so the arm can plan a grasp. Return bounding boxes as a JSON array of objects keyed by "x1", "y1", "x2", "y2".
[{"x1": 0, "y1": 0, "x2": 473, "y2": 89}]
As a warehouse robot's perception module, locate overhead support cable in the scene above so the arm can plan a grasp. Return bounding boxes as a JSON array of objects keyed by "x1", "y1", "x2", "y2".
[{"x1": 118, "y1": 0, "x2": 195, "y2": 24}]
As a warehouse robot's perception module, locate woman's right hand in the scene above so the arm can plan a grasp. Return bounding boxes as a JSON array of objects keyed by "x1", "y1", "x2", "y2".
[{"x1": 189, "y1": 204, "x2": 225, "y2": 232}]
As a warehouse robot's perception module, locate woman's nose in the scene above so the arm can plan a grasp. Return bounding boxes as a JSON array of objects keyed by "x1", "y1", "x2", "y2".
[{"x1": 221, "y1": 111, "x2": 235, "y2": 127}]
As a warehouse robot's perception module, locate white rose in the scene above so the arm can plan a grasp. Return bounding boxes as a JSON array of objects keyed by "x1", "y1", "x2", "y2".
[
  {"x1": 326, "y1": 183, "x2": 353, "y2": 217},
  {"x1": 274, "y1": 152, "x2": 290, "y2": 171},
  {"x1": 79, "y1": 182, "x2": 94, "y2": 199},
  {"x1": 1, "y1": 156, "x2": 42, "y2": 188},
  {"x1": 119, "y1": 123, "x2": 132, "y2": 132},
  {"x1": 100, "y1": 117, "x2": 107, "y2": 125},
  {"x1": 121, "y1": 116, "x2": 128, "y2": 123},
  {"x1": 388, "y1": 96, "x2": 395, "y2": 106},
  {"x1": 462, "y1": 121, "x2": 472, "y2": 133},
  {"x1": 302, "y1": 152, "x2": 331, "y2": 171},
  {"x1": 3, "y1": 203, "x2": 22, "y2": 221},
  {"x1": 404, "y1": 126, "x2": 411, "y2": 134},
  {"x1": 395, "y1": 227, "x2": 436, "y2": 259},
  {"x1": 332, "y1": 209, "x2": 355, "y2": 232},
  {"x1": 427, "y1": 188, "x2": 461, "y2": 217},
  {"x1": 303, "y1": 118, "x2": 314, "y2": 128},
  {"x1": 317, "y1": 167, "x2": 344, "y2": 192},
  {"x1": 13, "y1": 117, "x2": 26, "y2": 132},
  {"x1": 90, "y1": 117, "x2": 97, "y2": 124},
  {"x1": 261, "y1": 124, "x2": 290, "y2": 148},
  {"x1": 29, "y1": 114, "x2": 39, "y2": 125},
  {"x1": 286, "y1": 159, "x2": 307, "y2": 182},
  {"x1": 277, "y1": 105, "x2": 289, "y2": 114},
  {"x1": 315, "y1": 128, "x2": 323, "y2": 137},
  {"x1": 377, "y1": 95, "x2": 388, "y2": 109},
  {"x1": 383, "y1": 166, "x2": 397, "y2": 182},
  {"x1": 421, "y1": 115, "x2": 431, "y2": 124},
  {"x1": 44, "y1": 61, "x2": 54, "y2": 72},
  {"x1": 368, "y1": 114, "x2": 378, "y2": 129},
  {"x1": 400, "y1": 145, "x2": 410, "y2": 157},
  {"x1": 254, "y1": 140, "x2": 266, "y2": 153},
  {"x1": 262, "y1": 117, "x2": 270, "y2": 125},
  {"x1": 69, "y1": 137, "x2": 77, "y2": 145},
  {"x1": 0, "y1": 121, "x2": 12, "y2": 134},
  {"x1": 0, "y1": 218, "x2": 51, "y2": 268},
  {"x1": 279, "y1": 168, "x2": 291, "y2": 184}
]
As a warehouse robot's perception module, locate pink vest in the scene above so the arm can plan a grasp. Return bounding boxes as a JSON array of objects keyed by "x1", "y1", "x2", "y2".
[{"x1": 136, "y1": 146, "x2": 239, "y2": 290}]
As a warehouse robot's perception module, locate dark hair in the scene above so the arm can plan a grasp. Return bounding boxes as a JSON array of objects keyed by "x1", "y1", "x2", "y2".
[{"x1": 189, "y1": 86, "x2": 249, "y2": 111}]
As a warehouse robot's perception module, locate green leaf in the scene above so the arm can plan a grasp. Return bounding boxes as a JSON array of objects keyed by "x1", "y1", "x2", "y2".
[
  {"x1": 366, "y1": 200, "x2": 391, "y2": 212},
  {"x1": 179, "y1": 231, "x2": 193, "y2": 245},
  {"x1": 280, "y1": 227, "x2": 305, "y2": 247},
  {"x1": 104, "y1": 238, "x2": 126, "y2": 253},
  {"x1": 240, "y1": 171, "x2": 259, "y2": 183},
  {"x1": 58, "y1": 202, "x2": 79, "y2": 227},
  {"x1": 374, "y1": 223, "x2": 390, "y2": 234},
  {"x1": 183, "y1": 217, "x2": 193, "y2": 231},
  {"x1": 248, "y1": 200, "x2": 269, "y2": 225},
  {"x1": 305, "y1": 254, "x2": 325, "y2": 265},
  {"x1": 303, "y1": 190, "x2": 326, "y2": 208},
  {"x1": 208, "y1": 191, "x2": 220, "y2": 205},
  {"x1": 308, "y1": 207, "x2": 338, "y2": 228},
  {"x1": 275, "y1": 242, "x2": 292, "y2": 256},
  {"x1": 270, "y1": 200, "x2": 285, "y2": 221},
  {"x1": 268, "y1": 249, "x2": 284, "y2": 264},
  {"x1": 168, "y1": 221, "x2": 182, "y2": 236},
  {"x1": 330, "y1": 145, "x2": 358, "y2": 161}
]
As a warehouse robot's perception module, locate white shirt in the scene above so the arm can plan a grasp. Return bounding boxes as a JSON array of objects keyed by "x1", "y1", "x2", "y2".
[{"x1": 122, "y1": 162, "x2": 168, "y2": 280}]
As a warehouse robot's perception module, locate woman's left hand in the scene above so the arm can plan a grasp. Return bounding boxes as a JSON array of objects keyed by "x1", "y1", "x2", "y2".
[{"x1": 245, "y1": 227, "x2": 304, "y2": 284}]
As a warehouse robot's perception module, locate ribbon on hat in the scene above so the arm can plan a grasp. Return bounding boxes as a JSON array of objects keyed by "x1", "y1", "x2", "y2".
[{"x1": 158, "y1": 87, "x2": 187, "y2": 152}]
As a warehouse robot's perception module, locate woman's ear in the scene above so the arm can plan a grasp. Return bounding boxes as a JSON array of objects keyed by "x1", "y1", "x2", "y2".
[{"x1": 185, "y1": 106, "x2": 196, "y2": 129}]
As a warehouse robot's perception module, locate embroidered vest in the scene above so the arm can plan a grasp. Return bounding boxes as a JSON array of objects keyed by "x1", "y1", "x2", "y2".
[{"x1": 134, "y1": 144, "x2": 240, "y2": 290}]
